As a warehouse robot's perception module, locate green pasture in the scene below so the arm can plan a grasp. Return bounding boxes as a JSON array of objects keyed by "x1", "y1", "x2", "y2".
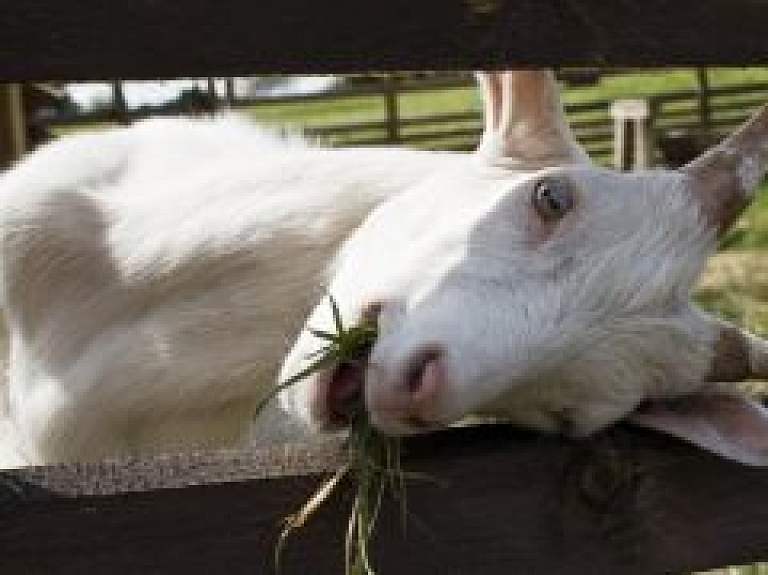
[
  {"x1": 55, "y1": 67, "x2": 768, "y2": 148},
  {"x1": 243, "y1": 67, "x2": 768, "y2": 125}
]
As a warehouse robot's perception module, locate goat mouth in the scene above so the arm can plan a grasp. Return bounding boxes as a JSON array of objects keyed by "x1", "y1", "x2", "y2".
[
  {"x1": 314, "y1": 334, "x2": 376, "y2": 429},
  {"x1": 325, "y1": 359, "x2": 368, "y2": 428}
]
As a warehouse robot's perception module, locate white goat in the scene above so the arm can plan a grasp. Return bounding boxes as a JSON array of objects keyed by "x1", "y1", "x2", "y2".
[
  {"x1": 2, "y1": 71, "x2": 768, "y2": 469},
  {"x1": 0, "y1": 117, "x2": 458, "y2": 467},
  {"x1": 281, "y1": 70, "x2": 768, "y2": 466}
]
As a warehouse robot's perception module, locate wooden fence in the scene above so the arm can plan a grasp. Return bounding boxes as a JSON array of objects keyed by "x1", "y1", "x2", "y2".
[
  {"x1": 1, "y1": 0, "x2": 768, "y2": 573},
  {"x1": 31, "y1": 72, "x2": 768, "y2": 168},
  {"x1": 296, "y1": 77, "x2": 768, "y2": 162},
  {"x1": 3, "y1": 425, "x2": 768, "y2": 575}
]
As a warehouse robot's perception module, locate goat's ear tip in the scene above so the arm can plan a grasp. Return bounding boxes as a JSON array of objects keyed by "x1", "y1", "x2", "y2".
[
  {"x1": 682, "y1": 104, "x2": 768, "y2": 233},
  {"x1": 628, "y1": 393, "x2": 768, "y2": 467}
]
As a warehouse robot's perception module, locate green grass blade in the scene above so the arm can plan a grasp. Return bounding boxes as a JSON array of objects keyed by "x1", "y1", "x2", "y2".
[
  {"x1": 253, "y1": 295, "x2": 406, "y2": 575},
  {"x1": 254, "y1": 354, "x2": 336, "y2": 413},
  {"x1": 308, "y1": 328, "x2": 341, "y2": 342},
  {"x1": 329, "y1": 295, "x2": 345, "y2": 334}
]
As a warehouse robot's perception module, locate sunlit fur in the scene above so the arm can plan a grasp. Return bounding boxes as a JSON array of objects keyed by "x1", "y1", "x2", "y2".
[
  {"x1": 280, "y1": 159, "x2": 723, "y2": 436},
  {"x1": 0, "y1": 116, "x2": 457, "y2": 466}
]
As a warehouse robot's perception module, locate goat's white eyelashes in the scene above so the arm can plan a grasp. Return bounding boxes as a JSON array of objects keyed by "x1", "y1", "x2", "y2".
[{"x1": 532, "y1": 177, "x2": 573, "y2": 221}]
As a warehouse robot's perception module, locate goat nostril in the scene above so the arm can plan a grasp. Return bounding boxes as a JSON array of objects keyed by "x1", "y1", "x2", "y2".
[{"x1": 404, "y1": 347, "x2": 443, "y2": 395}]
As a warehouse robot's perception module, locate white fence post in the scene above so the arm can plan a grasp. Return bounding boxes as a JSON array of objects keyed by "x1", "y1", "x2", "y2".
[{"x1": 611, "y1": 98, "x2": 652, "y2": 171}]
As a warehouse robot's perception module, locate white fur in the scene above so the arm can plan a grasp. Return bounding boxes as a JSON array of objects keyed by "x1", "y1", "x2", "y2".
[
  {"x1": 0, "y1": 116, "x2": 457, "y2": 466},
  {"x1": 280, "y1": 161, "x2": 724, "y2": 436},
  {"x1": 280, "y1": 73, "x2": 768, "y2": 441}
]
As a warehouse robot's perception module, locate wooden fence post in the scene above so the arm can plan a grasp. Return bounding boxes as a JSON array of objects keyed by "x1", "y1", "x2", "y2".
[
  {"x1": 206, "y1": 77, "x2": 218, "y2": 110},
  {"x1": 0, "y1": 83, "x2": 26, "y2": 169},
  {"x1": 611, "y1": 98, "x2": 652, "y2": 171},
  {"x1": 110, "y1": 80, "x2": 128, "y2": 125},
  {"x1": 384, "y1": 75, "x2": 399, "y2": 143},
  {"x1": 696, "y1": 67, "x2": 712, "y2": 134},
  {"x1": 225, "y1": 77, "x2": 236, "y2": 107}
]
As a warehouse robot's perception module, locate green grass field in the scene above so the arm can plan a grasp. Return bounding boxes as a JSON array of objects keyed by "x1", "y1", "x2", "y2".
[
  {"x1": 241, "y1": 67, "x2": 768, "y2": 127},
  {"x1": 695, "y1": 182, "x2": 768, "y2": 341},
  {"x1": 55, "y1": 68, "x2": 768, "y2": 150},
  {"x1": 236, "y1": 67, "x2": 768, "y2": 157},
  {"x1": 59, "y1": 69, "x2": 768, "y2": 135}
]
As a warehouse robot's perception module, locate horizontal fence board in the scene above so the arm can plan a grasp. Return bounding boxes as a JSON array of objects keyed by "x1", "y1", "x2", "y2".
[
  {"x1": 656, "y1": 116, "x2": 752, "y2": 134},
  {"x1": 658, "y1": 101, "x2": 765, "y2": 120},
  {"x1": 584, "y1": 146, "x2": 612, "y2": 159},
  {"x1": 42, "y1": 79, "x2": 767, "y2": 159},
  {"x1": 652, "y1": 83, "x2": 768, "y2": 108},
  {"x1": 399, "y1": 127, "x2": 482, "y2": 143},
  {"x1": 2, "y1": 0, "x2": 768, "y2": 80},
  {"x1": 573, "y1": 129, "x2": 614, "y2": 146},
  {"x1": 1, "y1": 424, "x2": 768, "y2": 574},
  {"x1": 307, "y1": 112, "x2": 482, "y2": 138},
  {"x1": 570, "y1": 117, "x2": 613, "y2": 131},
  {"x1": 2, "y1": 440, "x2": 345, "y2": 497},
  {"x1": 298, "y1": 80, "x2": 768, "y2": 154},
  {"x1": 241, "y1": 77, "x2": 474, "y2": 108}
]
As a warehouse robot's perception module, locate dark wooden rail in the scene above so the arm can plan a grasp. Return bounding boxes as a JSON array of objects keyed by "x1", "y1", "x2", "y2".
[
  {"x1": 1, "y1": 424, "x2": 767, "y2": 574},
  {"x1": 2, "y1": 0, "x2": 768, "y2": 80}
]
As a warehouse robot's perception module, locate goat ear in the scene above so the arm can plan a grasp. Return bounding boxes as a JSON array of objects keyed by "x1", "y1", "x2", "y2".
[
  {"x1": 701, "y1": 316, "x2": 768, "y2": 383},
  {"x1": 628, "y1": 315, "x2": 768, "y2": 466},
  {"x1": 628, "y1": 393, "x2": 768, "y2": 466},
  {"x1": 475, "y1": 70, "x2": 590, "y2": 168},
  {"x1": 682, "y1": 105, "x2": 768, "y2": 236}
]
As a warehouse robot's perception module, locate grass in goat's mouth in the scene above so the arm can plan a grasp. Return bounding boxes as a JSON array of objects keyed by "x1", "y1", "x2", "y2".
[{"x1": 260, "y1": 296, "x2": 403, "y2": 575}]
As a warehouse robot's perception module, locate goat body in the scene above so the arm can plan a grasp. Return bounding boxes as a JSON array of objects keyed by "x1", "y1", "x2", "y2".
[{"x1": 0, "y1": 117, "x2": 456, "y2": 466}]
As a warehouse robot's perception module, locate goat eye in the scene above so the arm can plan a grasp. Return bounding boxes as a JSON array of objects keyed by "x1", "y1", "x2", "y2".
[{"x1": 532, "y1": 178, "x2": 573, "y2": 220}]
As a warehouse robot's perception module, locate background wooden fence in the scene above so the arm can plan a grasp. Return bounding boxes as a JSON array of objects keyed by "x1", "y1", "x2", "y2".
[{"x1": 38, "y1": 73, "x2": 768, "y2": 164}]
